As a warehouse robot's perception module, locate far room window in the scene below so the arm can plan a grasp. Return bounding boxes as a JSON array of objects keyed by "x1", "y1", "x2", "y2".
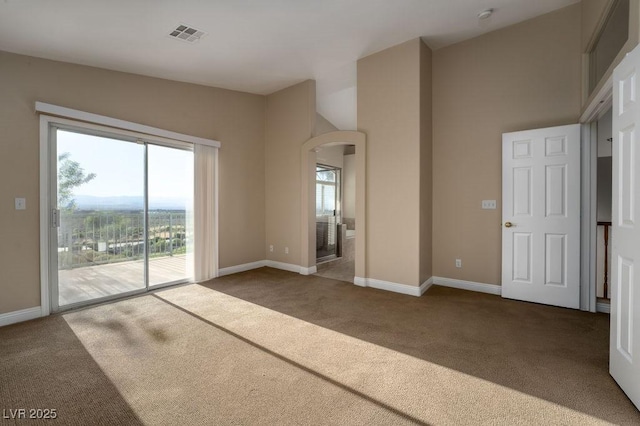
[{"x1": 316, "y1": 166, "x2": 338, "y2": 217}]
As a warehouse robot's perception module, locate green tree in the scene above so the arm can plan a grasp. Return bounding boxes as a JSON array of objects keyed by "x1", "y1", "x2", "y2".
[{"x1": 58, "y1": 152, "x2": 96, "y2": 210}]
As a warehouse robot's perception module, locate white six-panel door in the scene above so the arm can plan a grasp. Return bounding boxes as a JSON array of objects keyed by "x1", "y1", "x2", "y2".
[
  {"x1": 502, "y1": 124, "x2": 580, "y2": 309},
  {"x1": 611, "y1": 44, "x2": 640, "y2": 410}
]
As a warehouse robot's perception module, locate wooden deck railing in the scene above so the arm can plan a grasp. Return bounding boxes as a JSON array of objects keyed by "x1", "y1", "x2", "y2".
[{"x1": 598, "y1": 221, "x2": 612, "y2": 300}]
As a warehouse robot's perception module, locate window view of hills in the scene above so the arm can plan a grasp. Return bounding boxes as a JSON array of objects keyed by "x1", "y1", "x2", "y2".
[{"x1": 73, "y1": 195, "x2": 189, "y2": 211}]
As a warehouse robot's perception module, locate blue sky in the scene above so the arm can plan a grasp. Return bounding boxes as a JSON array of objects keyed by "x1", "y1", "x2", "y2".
[{"x1": 57, "y1": 129, "x2": 193, "y2": 201}]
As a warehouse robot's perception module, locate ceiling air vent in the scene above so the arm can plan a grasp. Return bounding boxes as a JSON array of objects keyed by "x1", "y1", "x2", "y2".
[{"x1": 169, "y1": 24, "x2": 206, "y2": 43}]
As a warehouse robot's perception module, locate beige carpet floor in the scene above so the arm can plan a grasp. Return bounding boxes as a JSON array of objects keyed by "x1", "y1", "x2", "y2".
[{"x1": 1, "y1": 267, "x2": 639, "y2": 425}]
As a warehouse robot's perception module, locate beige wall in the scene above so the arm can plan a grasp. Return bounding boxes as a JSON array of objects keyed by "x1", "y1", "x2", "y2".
[
  {"x1": 432, "y1": 4, "x2": 582, "y2": 285},
  {"x1": 419, "y1": 40, "x2": 433, "y2": 285},
  {"x1": 0, "y1": 50, "x2": 266, "y2": 314},
  {"x1": 265, "y1": 80, "x2": 316, "y2": 264},
  {"x1": 358, "y1": 38, "x2": 423, "y2": 286}
]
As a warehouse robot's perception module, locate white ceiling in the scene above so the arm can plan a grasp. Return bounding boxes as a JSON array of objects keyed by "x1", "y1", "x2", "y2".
[{"x1": 0, "y1": 0, "x2": 580, "y2": 129}]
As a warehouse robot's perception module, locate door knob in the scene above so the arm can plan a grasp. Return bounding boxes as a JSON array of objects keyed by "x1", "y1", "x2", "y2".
[{"x1": 504, "y1": 222, "x2": 513, "y2": 228}]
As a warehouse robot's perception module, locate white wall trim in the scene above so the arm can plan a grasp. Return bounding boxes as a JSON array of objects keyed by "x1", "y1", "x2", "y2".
[
  {"x1": 265, "y1": 260, "x2": 304, "y2": 274},
  {"x1": 420, "y1": 277, "x2": 434, "y2": 295},
  {"x1": 300, "y1": 265, "x2": 317, "y2": 275},
  {"x1": 39, "y1": 115, "x2": 51, "y2": 317},
  {"x1": 218, "y1": 260, "x2": 267, "y2": 277},
  {"x1": 366, "y1": 278, "x2": 423, "y2": 296},
  {"x1": 580, "y1": 75, "x2": 613, "y2": 123},
  {"x1": 432, "y1": 277, "x2": 502, "y2": 296},
  {"x1": 35, "y1": 102, "x2": 221, "y2": 148},
  {"x1": 596, "y1": 301, "x2": 611, "y2": 314},
  {"x1": 0, "y1": 307, "x2": 42, "y2": 327},
  {"x1": 350, "y1": 277, "x2": 425, "y2": 297},
  {"x1": 581, "y1": 121, "x2": 598, "y2": 312}
]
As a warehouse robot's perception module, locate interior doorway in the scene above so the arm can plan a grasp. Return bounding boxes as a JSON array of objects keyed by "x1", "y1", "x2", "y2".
[
  {"x1": 314, "y1": 145, "x2": 357, "y2": 282},
  {"x1": 300, "y1": 131, "x2": 366, "y2": 283}
]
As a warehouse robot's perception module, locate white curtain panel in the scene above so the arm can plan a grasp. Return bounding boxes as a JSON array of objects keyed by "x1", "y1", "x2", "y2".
[{"x1": 194, "y1": 144, "x2": 218, "y2": 282}]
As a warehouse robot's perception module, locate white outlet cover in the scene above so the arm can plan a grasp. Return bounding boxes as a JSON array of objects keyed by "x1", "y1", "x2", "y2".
[
  {"x1": 481, "y1": 200, "x2": 497, "y2": 209},
  {"x1": 15, "y1": 198, "x2": 26, "y2": 210}
]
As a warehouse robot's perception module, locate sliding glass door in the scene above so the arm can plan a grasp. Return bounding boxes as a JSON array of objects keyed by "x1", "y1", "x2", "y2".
[{"x1": 51, "y1": 126, "x2": 194, "y2": 311}]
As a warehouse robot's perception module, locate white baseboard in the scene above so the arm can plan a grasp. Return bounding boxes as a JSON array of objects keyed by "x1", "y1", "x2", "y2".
[
  {"x1": 0, "y1": 306, "x2": 42, "y2": 327},
  {"x1": 596, "y1": 301, "x2": 611, "y2": 314},
  {"x1": 300, "y1": 265, "x2": 317, "y2": 275},
  {"x1": 352, "y1": 276, "x2": 430, "y2": 297},
  {"x1": 265, "y1": 260, "x2": 303, "y2": 274},
  {"x1": 353, "y1": 276, "x2": 366, "y2": 287},
  {"x1": 366, "y1": 278, "x2": 422, "y2": 296},
  {"x1": 218, "y1": 260, "x2": 267, "y2": 277},
  {"x1": 420, "y1": 277, "x2": 434, "y2": 295},
  {"x1": 432, "y1": 276, "x2": 502, "y2": 296}
]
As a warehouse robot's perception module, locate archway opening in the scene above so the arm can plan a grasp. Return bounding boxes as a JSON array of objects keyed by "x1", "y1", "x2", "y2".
[{"x1": 300, "y1": 131, "x2": 366, "y2": 284}]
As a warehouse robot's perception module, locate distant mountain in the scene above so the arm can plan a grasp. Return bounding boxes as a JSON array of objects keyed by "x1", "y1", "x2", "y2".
[{"x1": 74, "y1": 195, "x2": 188, "y2": 210}]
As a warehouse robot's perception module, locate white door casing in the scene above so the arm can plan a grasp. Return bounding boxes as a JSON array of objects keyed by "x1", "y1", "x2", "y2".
[
  {"x1": 611, "y1": 44, "x2": 640, "y2": 410},
  {"x1": 502, "y1": 124, "x2": 581, "y2": 309}
]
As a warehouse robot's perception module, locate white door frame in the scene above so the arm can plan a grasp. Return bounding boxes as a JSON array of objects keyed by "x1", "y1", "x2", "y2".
[
  {"x1": 580, "y1": 121, "x2": 598, "y2": 313},
  {"x1": 579, "y1": 76, "x2": 614, "y2": 313}
]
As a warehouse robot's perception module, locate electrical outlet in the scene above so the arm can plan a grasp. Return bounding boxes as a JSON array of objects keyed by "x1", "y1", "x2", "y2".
[
  {"x1": 15, "y1": 198, "x2": 26, "y2": 210},
  {"x1": 285, "y1": 247, "x2": 289, "y2": 254},
  {"x1": 455, "y1": 259, "x2": 462, "y2": 268},
  {"x1": 269, "y1": 245, "x2": 274, "y2": 252},
  {"x1": 482, "y1": 200, "x2": 497, "y2": 209}
]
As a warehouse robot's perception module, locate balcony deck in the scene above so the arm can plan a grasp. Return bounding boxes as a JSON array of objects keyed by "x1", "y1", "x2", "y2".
[{"x1": 58, "y1": 255, "x2": 189, "y2": 307}]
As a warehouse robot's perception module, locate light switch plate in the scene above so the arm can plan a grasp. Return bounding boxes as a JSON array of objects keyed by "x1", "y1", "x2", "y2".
[
  {"x1": 481, "y1": 200, "x2": 497, "y2": 209},
  {"x1": 15, "y1": 198, "x2": 26, "y2": 210}
]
